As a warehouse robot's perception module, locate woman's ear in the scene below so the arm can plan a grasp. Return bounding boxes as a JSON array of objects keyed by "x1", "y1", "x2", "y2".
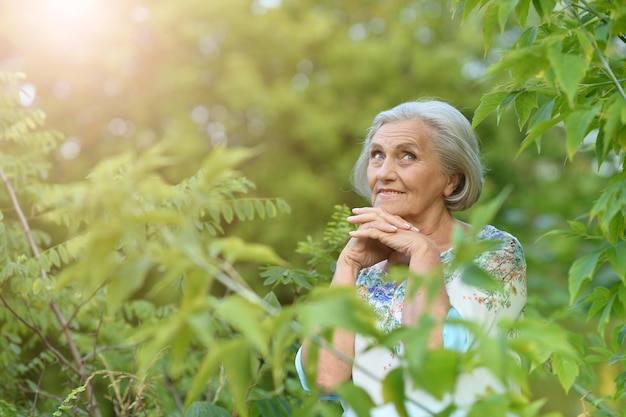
[{"x1": 444, "y1": 174, "x2": 462, "y2": 197}]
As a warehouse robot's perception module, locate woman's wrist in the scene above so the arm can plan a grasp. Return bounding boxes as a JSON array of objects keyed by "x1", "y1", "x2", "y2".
[{"x1": 331, "y1": 255, "x2": 362, "y2": 286}]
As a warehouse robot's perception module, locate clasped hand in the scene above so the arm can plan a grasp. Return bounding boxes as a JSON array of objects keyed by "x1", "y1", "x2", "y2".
[{"x1": 341, "y1": 207, "x2": 437, "y2": 270}]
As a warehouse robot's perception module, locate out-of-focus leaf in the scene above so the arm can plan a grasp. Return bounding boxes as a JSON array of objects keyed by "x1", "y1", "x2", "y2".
[
  {"x1": 472, "y1": 91, "x2": 508, "y2": 128},
  {"x1": 551, "y1": 351, "x2": 579, "y2": 392},
  {"x1": 223, "y1": 338, "x2": 257, "y2": 417},
  {"x1": 382, "y1": 368, "x2": 409, "y2": 417},
  {"x1": 215, "y1": 295, "x2": 269, "y2": 354},
  {"x1": 606, "y1": 241, "x2": 626, "y2": 282},
  {"x1": 564, "y1": 107, "x2": 599, "y2": 160},
  {"x1": 546, "y1": 46, "x2": 588, "y2": 105},
  {"x1": 184, "y1": 402, "x2": 231, "y2": 417},
  {"x1": 297, "y1": 287, "x2": 379, "y2": 337},
  {"x1": 568, "y1": 250, "x2": 601, "y2": 304},
  {"x1": 335, "y1": 384, "x2": 376, "y2": 417},
  {"x1": 415, "y1": 349, "x2": 459, "y2": 399},
  {"x1": 514, "y1": 90, "x2": 538, "y2": 130}
]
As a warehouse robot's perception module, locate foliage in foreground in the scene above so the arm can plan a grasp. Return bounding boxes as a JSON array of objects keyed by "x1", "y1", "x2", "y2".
[
  {"x1": 1, "y1": 71, "x2": 299, "y2": 416},
  {"x1": 462, "y1": 0, "x2": 626, "y2": 414},
  {"x1": 1, "y1": 0, "x2": 626, "y2": 416}
]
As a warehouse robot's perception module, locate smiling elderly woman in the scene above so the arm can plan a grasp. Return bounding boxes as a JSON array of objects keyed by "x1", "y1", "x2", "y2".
[{"x1": 296, "y1": 99, "x2": 527, "y2": 417}]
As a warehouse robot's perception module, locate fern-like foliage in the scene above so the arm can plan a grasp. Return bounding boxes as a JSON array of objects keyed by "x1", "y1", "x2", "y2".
[{"x1": 0, "y1": 71, "x2": 296, "y2": 417}]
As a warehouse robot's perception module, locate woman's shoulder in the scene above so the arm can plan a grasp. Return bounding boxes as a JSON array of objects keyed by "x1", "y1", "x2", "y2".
[
  {"x1": 479, "y1": 225, "x2": 523, "y2": 250},
  {"x1": 476, "y1": 225, "x2": 526, "y2": 270}
]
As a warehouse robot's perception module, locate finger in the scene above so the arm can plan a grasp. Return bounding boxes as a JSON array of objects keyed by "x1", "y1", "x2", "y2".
[
  {"x1": 350, "y1": 220, "x2": 398, "y2": 233},
  {"x1": 350, "y1": 208, "x2": 415, "y2": 231}
]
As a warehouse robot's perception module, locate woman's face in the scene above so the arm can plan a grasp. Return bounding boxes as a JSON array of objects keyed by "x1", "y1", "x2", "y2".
[{"x1": 366, "y1": 120, "x2": 457, "y2": 225}]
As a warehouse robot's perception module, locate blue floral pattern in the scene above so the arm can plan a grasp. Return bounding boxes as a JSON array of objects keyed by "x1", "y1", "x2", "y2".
[{"x1": 355, "y1": 225, "x2": 527, "y2": 338}]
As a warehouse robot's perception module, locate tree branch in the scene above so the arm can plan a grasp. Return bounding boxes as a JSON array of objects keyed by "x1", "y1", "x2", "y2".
[{"x1": 0, "y1": 166, "x2": 101, "y2": 416}]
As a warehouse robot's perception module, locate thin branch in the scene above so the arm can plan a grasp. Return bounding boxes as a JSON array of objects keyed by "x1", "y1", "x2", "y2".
[
  {"x1": 0, "y1": 293, "x2": 79, "y2": 374},
  {"x1": 574, "y1": 0, "x2": 626, "y2": 43},
  {"x1": 0, "y1": 165, "x2": 102, "y2": 416},
  {"x1": 571, "y1": 380, "x2": 619, "y2": 417},
  {"x1": 566, "y1": 1, "x2": 626, "y2": 102},
  {"x1": 544, "y1": 362, "x2": 619, "y2": 416},
  {"x1": 162, "y1": 373, "x2": 184, "y2": 413}
]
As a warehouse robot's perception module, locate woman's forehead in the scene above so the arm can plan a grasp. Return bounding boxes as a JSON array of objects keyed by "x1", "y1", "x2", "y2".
[{"x1": 371, "y1": 120, "x2": 433, "y2": 147}]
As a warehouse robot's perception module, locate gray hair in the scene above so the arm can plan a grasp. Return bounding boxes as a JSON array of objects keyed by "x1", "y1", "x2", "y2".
[{"x1": 351, "y1": 99, "x2": 484, "y2": 211}]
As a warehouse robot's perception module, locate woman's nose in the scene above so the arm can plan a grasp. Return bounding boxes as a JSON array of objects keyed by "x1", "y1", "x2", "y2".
[{"x1": 377, "y1": 158, "x2": 397, "y2": 181}]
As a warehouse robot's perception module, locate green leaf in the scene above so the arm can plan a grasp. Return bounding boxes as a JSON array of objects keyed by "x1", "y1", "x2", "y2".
[
  {"x1": 469, "y1": 186, "x2": 513, "y2": 235},
  {"x1": 335, "y1": 384, "x2": 376, "y2": 417},
  {"x1": 254, "y1": 199, "x2": 266, "y2": 219},
  {"x1": 49, "y1": 248, "x2": 61, "y2": 268},
  {"x1": 297, "y1": 287, "x2": 378, "y2": 337},
  {"x1": 234, "y1": 200, "x2": 247, "y2": 220},
  {"x1": 209, "y1": 236, "x2": 285, "y2": 265},
  {"x1": 416, "y1": 349, "x2": 459, "y2": 399},
  {"x1": 276, "y1": 198, "x2": 291, "y2": 214},
  {"x1": 251, "y1": 398, "x2": 292, "y2": 417},
  {"x1": 567, "y1": 220, "x2": 588, "y2": 235},
  {"x1": 202, "y1": 146, "x2": 253, "y2": 185},
  {"x1": 601, "y1": 96, "x2": 626, "y2": 158},
  {"x1": 459, "y1": 262, "x2": 502, "y2": 291},
  {"x1": 564, "y1": 107, "x2": 599, "y2": 160},
  {"x1": 514, "y1": 90, "x2": 538, "y2": 130},
  {"x1": 108, "y1": 257, "x2": 152, "y2": 306},
  {"x1": 185, "y1": 343, "x2": 226, "y2": 407},
  {"x1": 514, "y1": 0, "x2": 531, "y2": 27},
  {"x1": 546, "y1": 47, "x2": 588, "y2": 104},
  {"x1": 184, "y1": 402, "x2": 231, "y2": 417},
  {"x1": 487, "y1": 45, "x2": 548, "y2": 82},
  {"x1": 519, "y1": 102, "x2": 563, "y2": 155},
  {"x1": 568, "y1": 251, "x2": 601, "y2": 304},
  {"x1": 221, "y1": 202, "x2": 234, "y2": 223},
  {"x1": 215, "y1": 295, "x2": 269, "y2": 354},
  {"x1": 586, "y1": 287, "x2": 610, "y2": 319},
  {"x1": 606, "y1": 241, "x2": 626, "y2": 282},
  {"x1": 223, "y1": 338, "x2": 257, "y2": 417},
  {"x1": 265, "y1": 200, "x2": 277, "y2": 217},
  {"x1": 457, "y1": 0, "x2": 483, "y2": 20},
  {"x1": 243, "y1": 200, "x2": 255, "y2": 220},
  {"x1": 498, "y1": 0, "x2": 519, "y2": 33},
  {"x1": 551, "y1": 352, "x2": 579, "y2": 392},
  {"x1": 382, "y1": 368, "x2": 409, "y2": 417},
  {"x1": 532, "y1": 0, "x2": 556, "y2": 19},
  {"x1": 482, "y1": 2, "x2": 499, "y2": 52},
  {"x1": 472, "y1": 91, "x2": 509, "y2": 128}
]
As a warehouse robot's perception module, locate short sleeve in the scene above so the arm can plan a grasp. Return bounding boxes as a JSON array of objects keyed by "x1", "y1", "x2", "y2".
[
  {"x1": 443, "y1": 307, "x2": 470, "y2": 352},
  {"x1": 446, "y1": 232, "x2": 527, "y2": 340},
  {"x1": 295, "y1": 346, "x2": 312, "y2": 392},
  {"x1": 294, "y1": 346, "x2": 341, "y2": 401}
]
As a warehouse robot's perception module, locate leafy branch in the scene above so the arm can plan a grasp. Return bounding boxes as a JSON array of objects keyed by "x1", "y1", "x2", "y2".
[{"x1": 0, "y1": 165, "x2": 101, "y2": 415}]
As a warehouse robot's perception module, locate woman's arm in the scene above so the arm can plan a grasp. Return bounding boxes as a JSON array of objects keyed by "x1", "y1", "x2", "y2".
[
  {"x1": 402, "y1": 239, "x2": 450, "y2": 348},
  {"x1": 299, "y1": 258, "x2": 361, "y2": 392},
  {"x1": 447, "y1": 234, "x2": 527, "y2": 339}
]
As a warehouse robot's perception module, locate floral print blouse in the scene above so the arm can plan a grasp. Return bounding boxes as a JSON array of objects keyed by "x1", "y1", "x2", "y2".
[
  {"x1": 295, "y1": 225, "x2": 527, "y2": 417},
  {"x1": 356, "y1": 224, "x2": 527, "y2": 339},
  {"x1": 349, "y1": 224, "x2": 527, "y2": 416}
]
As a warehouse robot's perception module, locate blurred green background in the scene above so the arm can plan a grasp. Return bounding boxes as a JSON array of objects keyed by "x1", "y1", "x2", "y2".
[{"x1": 0, "y1": 0, "x2": 612, "y2": 414}]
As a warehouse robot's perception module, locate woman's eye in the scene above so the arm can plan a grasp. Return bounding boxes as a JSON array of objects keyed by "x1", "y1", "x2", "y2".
[
  {"x1": 370, "y1": 151, "x2": 384, "y2": 160},
  {"x1": 402, "y1": 152, "x2": 417, "y2": 161}
]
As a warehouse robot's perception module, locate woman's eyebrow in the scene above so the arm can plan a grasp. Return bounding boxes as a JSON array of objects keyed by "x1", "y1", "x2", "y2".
[
  {"x1": 369, "y1": 140, "x2": 419, "y2": 149},
  {"x1": 395, "y1": 141, "x2": 420, "y2": 149}
]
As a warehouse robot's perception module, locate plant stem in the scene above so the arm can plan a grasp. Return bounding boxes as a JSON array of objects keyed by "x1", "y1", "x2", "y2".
[{"x1": 0, "y1": 166, "x2": 102, "y2": 417}]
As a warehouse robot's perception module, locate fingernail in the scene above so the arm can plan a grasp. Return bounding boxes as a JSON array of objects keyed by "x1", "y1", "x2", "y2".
[{"x1": 412, "y1": 226, "x2": 420, "y2": 232}]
